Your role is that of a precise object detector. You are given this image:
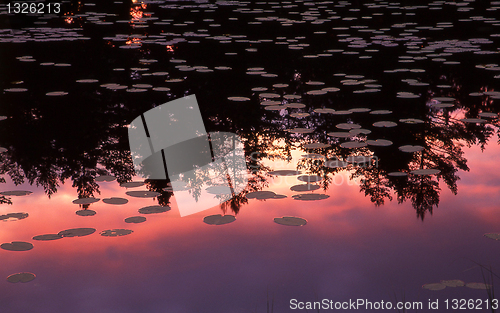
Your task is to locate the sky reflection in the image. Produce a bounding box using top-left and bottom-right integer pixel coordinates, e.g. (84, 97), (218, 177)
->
(2, 142), (500, 312)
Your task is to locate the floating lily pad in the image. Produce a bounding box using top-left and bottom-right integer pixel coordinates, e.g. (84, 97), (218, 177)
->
(286, 127), (314, 133)
(466, 282), (491, 290)
(478, 112), (498, 118)
(400, 118), (424, 124)
(366, 139), (393, 146)
(58, 228), (96, 238)
(411, 169), (440, 175)
(373, 121), (397, 127)
(265, 105), (286, 111)
(370, 110), (392, 115)
(120, 181), (145, 188)
(441, 280), (465, 287)
(306, 89), (327, 95)
(76, 79), (99, 83)
(95, 175), (116, 182)
(46, 91), (68, 96)
(32, 234), (63, 241)
(349, 108), (371, 113)
(399, 145), (424, 152)
(340, 141), (367, 148)
(203, 214), (236, 225)
(7, 272), (36, 283)
(267, 170), (302, 176)
(286, 103), (306, 109)
(72, 197), (100, 204)
(138, 205), (170, 214)
(0, 212), (28, 221)
(272, 194), (287, 199)
(126, 191), (161, 198)
(314, 108), (335, 114)
(228, 96), (251, 101)
(290, 184), (320, 192)
(274, 216), (307, 226)
(292, 194), (330, 201)
(206, 185), (232, 195)
(246, 191), (277, 199)
(1, 241), (33, 251)
(297, 175), (323, 183)
(460, 118), (486, 124)
(125, 216), (146, 223)
(422, 283), (446, 290)
(102, 197), (129, 205)
(484, 233), (500, 240)
(336, 123), (361, 130)
(0, 190), (32, 196)
(76, 210), (96, 216)
(100, 229), (133, 237)
(388, 172), (408, 177)
(290, 113), (310, 118)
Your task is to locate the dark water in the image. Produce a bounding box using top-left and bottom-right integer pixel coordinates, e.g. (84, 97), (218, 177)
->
(1, 1), (500, 312)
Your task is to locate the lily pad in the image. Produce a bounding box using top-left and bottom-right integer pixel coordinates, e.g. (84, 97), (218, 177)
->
(32, 234), (63, 241)
(274, 216), (307, 226)
(246, 191), (277, 199)
(340, 141), (367, 148)
(399, 145), (424, 152)
(0, 190), (32, 196)
(366, 139), (393, 146)
(441, 280), (465, 287)
(126, 191), (161, 198)
(125, 216), (147, 223)
(388, 172), (408, 177)
(336, 123), (361, 130)
(466, 282), (491, 290)
(102, 197), (129, 205)
(76, 210), (96, 216)
(484, 233), (500, 240)
(0, 212), (28, 221)
(268, 170), (302, 176)
(100, 229), (133, 237)
(7, 272), (36, 283)
(95, 175), (116, 182)
(228, 96), (251, 101)
(72, 197), (100, 204)
(203, 214), (236, 225)
(290, 184), (320, 192)
(373, 121), (397, 127)
(1, 241), (33, 251)
(422, 283), (446, 290)
(120, 181), (145, 188)
(292, 194), (330, 201)
(58, 228), (96, 237)
(460, 118), (486, 124)
(206, 186), (232, 195)
(138, 205), (170, 214)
